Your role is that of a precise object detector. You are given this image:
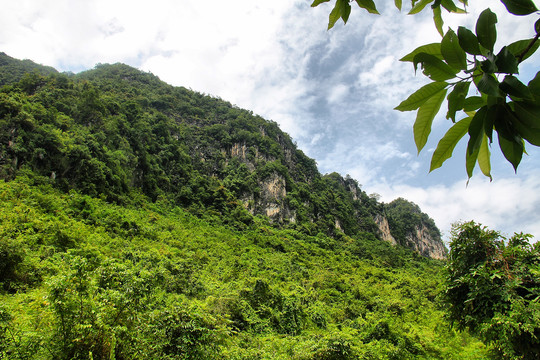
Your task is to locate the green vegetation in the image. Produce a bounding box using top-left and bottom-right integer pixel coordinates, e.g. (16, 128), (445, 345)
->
(0, 176), (485, 359)
(444, 221), (540, 359)
(0, 53), (521, 358)
(312, 0), (540, 180)
(385, 198), (443, 253)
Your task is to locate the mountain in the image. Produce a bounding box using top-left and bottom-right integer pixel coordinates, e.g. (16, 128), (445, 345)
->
(0, 53), (446, 259)
(1, 52), (485, 359)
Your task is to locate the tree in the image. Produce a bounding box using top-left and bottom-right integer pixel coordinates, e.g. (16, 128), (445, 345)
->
(444, 221), (540, 359)
(312, 0), (540, 180)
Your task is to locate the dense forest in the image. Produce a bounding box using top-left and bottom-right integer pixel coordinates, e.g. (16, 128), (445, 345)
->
(0, 53), (494, 359)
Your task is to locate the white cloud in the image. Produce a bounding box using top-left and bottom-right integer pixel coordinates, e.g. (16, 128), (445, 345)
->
(372, 171), (540, 242)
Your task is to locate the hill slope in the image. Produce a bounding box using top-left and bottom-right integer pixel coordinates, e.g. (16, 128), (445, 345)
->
(0, 54), (446, 259)
(0, 53), (485, 359)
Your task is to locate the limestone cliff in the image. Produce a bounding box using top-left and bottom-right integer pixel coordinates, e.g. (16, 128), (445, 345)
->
(374, 214), (397, 246)
(405, 223), (447, 260)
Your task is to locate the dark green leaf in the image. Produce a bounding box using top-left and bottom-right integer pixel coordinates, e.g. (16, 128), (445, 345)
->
(477, 73), (502, 97)
(476, 9), (497, 52)
(463, 96), (486, 111)
(355, 0), (380, 14)
(494, 104), (522, 143)
(328, 0), (351, 29)
(409, 0), (434, 14)
(466, 137), (480, 179)
(414, 53), (459, 81)
(500, 0), (538, 15)
(440, 0), (458, 12)
(395, 0), (403, 10)
(527, 70), (540, 99)
(480, 58), (497, 74)
(500, 75), (533, 100)
(467, 106), (488, 156)
(433, 6), (444, 37)
(495, 47), (518, 74)
(341, 0), (352, 22)
(414, 88), (448, 152)
(458, 26), (482, 55)
(311, 0), (330, 6)
(442, 29), (468, 70)
(513, 102), (540, 145)
(400, 43), (443, 62)
(430, 115), (472, 171)
(483, 108), (495, 142)
(447, 81), (471, 121)
(498, 132), (523, 172)
(395, 81), (448, 111)
(536, 18), (540, 34)
(506, 38), (540, 61)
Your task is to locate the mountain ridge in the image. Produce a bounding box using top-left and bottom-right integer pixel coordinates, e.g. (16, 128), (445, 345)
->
(0, 53), (446, 259)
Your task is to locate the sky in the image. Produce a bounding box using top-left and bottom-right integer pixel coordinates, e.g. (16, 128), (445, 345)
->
(1, 0), (539, 243)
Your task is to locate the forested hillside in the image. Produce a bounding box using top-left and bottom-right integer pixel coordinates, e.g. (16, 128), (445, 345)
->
(0, 53), (488, 359)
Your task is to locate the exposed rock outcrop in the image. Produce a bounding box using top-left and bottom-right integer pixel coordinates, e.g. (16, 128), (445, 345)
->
(406, 224), (447, 260)
(374, 214), (397, 246)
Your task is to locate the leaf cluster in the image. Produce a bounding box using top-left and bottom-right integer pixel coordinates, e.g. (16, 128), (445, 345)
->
(396, 8), (540, 180)
(444, 221), (540, 358)
(313, 0), (540, 180)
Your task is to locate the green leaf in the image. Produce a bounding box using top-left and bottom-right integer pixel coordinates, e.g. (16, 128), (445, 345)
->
(513, 102), (540, 145)
(528, 71), (540, 102)
(328, 0), (351, 29)
(430, 115), (472, 171)
(495, 47), (518, 74)
(440, 0), (458, 12)
(480, 57), (497, 74)
(500, 75), (533, 100)
(463, 96), (486, 111)
(467, 106), (487, 156)
(477, 73), (502, 97)
(433, 6), (444, 37)
(395, 0), (403, 10)
(447, 81), (471, 121)
(409, 0), (434, 14)
(483, 108), (495, 142)
(500, 0), (538, 15)
(311, 0), (330, 6)
(536, 18), (540, 34)
(466, 138), (480, 179)
(414, 88), (448, 152)
(355, 0), (380, 14)
(494, 104), (523, 145)
(458, 26), (482, 55)
(395, 81), (448, 111)
(498, 132), (523, 172)
(442, 29), (468, 70)
(477, 134), (492, 180)
(400, 43), (443, 62)
(475, 9), (497, 52)
(506, 38), (540, 61)
(414, 53), (459, 81)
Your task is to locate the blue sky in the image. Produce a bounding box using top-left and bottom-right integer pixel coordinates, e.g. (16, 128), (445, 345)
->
(1, 0), (539, 242)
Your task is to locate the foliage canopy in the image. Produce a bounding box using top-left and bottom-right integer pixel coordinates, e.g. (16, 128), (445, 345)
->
(444, 221), (540, 359)
(312, 0), (540, 180)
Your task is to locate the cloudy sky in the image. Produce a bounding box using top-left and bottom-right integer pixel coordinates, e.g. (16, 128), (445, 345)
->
(1, 0), (539, 242)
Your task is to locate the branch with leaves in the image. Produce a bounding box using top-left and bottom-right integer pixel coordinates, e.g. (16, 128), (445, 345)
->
(312, 0), (540, 180)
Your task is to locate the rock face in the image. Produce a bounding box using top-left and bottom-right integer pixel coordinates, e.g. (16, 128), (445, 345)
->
(374, 214), (397, 246)
(259, 172), (289, 221)
(406, 224), (447, 260)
